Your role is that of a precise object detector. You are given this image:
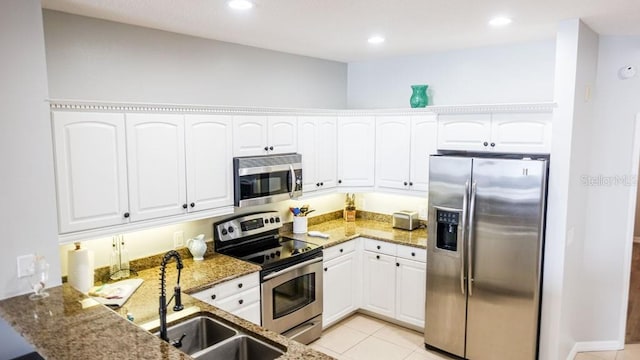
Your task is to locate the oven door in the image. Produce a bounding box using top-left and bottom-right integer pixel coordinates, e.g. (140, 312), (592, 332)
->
(261, 256), (323, 334)
(235, 164), (302, 207)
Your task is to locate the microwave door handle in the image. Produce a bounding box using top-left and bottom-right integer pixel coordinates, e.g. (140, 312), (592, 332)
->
(288, 164), (296, 198)
(263, 257), (322, 281)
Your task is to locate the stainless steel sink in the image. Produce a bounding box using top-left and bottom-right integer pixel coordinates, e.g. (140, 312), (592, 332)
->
(195, 335), (284, 360)
(158, 316), (238, 355)
(156, 314), (285, 359)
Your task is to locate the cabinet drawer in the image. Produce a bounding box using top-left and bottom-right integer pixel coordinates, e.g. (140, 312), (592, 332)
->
(211, 272), (260, 301)
(324, 240), (357, 262)
(364, 239), (397, 256)
(397, 245), (426, 263)
(215, 287), (261, 313)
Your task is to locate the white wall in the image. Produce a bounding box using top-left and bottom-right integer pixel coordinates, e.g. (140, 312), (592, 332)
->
(43, 10), (347, 109)
(0, 0), (61, 357)
(582, 36), (640, 344)
(539, 19), (600, 360)
(347, 40), (556, 108)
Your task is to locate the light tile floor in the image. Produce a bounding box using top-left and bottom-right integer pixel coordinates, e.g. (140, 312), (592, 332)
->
(308, 314), (454, 360)
(309, 313), (640, 360)
(574, 344), (640, 360)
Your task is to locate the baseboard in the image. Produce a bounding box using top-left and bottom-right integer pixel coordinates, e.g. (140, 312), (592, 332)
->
(566, 341), (623, 360)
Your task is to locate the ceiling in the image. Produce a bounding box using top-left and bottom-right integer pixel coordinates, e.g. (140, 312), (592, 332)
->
(41, 0), (640, 62)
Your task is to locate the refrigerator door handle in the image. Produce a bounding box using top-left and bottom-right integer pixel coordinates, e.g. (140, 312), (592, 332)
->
(460, 180), (469, 295)
(468, 181), (477, 296)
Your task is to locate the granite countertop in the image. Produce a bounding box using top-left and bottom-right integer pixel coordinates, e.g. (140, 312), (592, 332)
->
(0, 253), (331, 360)
(0, 217), (424, 359)
(285, 218), (428, 249)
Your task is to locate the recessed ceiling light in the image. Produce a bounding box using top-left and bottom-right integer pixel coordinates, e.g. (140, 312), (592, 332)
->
(489, 16), (512, 27)
(368, 36), (385, 45)
(228, 0), (253, 10)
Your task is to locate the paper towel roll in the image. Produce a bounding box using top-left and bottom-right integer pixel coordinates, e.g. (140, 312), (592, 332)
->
(68, 242), (94, 293)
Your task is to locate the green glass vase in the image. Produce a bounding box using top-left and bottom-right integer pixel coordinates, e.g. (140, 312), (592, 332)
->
(410, 85), (429, 108)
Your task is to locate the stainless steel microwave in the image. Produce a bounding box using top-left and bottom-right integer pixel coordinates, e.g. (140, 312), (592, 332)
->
(233, 153), (303, 207)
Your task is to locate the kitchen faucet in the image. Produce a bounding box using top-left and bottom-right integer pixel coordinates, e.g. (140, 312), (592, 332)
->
(159, 250), (184, 343)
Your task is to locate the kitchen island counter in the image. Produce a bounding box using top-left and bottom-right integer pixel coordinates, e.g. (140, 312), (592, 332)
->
(0, 252), (332, 360)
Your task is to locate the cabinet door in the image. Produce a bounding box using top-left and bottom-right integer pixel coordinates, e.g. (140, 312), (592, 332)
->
(375, 116), (411, 190)
(490, 113), (552, 153)
(437, 114), (491, 151)
(52, 111), (129, 233)
(361, 251), (396, 318)
(268, 116), (297, 154)
(395, 258), (426, 328)
(126, 114), (186, 222)
(232, 300), (262, 325)
(316, 117), (338, 189)
(233, 115), (268, 156)
(409, 115), (438, 193)
(185, 115), (234, 212)
(337, 117), (375, 187)
(323, 252), (358, 328)
(298, 117), (319, 192)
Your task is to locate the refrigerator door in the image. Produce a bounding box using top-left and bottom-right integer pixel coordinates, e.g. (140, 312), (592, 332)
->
(465, 158), (547, 360)
(424, 155), (472, 357)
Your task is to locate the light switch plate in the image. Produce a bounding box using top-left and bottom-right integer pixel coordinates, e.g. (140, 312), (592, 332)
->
(17, 254), (35, 278)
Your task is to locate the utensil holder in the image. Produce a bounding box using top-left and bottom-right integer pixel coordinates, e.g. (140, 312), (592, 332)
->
(293, 217), (308, 234)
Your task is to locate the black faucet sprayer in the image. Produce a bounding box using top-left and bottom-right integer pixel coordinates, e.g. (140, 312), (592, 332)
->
(159, 250), (184, 343)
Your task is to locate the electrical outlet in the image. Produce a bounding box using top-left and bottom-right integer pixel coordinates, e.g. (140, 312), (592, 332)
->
(17, 254), (35, 278)
(174, 231), (184, 249)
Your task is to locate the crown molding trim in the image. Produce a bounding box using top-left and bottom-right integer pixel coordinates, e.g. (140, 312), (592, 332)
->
(48, 99), (556, 116)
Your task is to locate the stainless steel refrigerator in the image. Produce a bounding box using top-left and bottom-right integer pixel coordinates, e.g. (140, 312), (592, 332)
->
(424, 154), (547, 360)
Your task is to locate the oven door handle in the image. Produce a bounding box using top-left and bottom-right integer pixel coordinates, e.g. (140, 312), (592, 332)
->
(263, 257), (322, 281)
(288, 164), (296, 198)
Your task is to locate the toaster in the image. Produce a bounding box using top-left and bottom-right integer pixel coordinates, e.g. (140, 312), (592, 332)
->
(392, 211), (420, 231)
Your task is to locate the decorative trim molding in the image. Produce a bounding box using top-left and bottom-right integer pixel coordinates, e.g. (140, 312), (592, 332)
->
(49, 99), (556, 116)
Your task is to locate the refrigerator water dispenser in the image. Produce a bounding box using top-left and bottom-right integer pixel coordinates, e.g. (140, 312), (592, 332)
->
(436, 209), (460, 251)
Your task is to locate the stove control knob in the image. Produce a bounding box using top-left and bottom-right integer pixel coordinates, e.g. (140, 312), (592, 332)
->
(228, 226), (234, 233)
(269, 217), (275, 224)
(275, 251), (281, 256)
(221, 229), (228, 236)
(270, 253), (275, 258)
(275, 217), (280, 223)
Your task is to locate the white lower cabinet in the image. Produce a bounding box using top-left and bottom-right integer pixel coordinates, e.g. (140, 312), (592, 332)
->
(322, 240), (359, 328)
(395, 257), (426, 328)
(360, 239), (426, 329)
(361, 251), (397, 318)
(191, 272), (261, 325)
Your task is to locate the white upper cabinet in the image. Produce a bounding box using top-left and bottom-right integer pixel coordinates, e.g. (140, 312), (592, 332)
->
(126, 114), (187, 222)
(437, 114), (492, 151)
(438, 113), (552, 153)
(375, 115), (437, 193)
(52, 111), (130, 233)
(337, 117), (375, 187)
(233, 115), (297, 156)
(410, 116), (438, 192)
(375, 116), (411, 190)
(185, 115), (234, 212)
(298, 116), (337, 193)
(490, 113), (552, 153)
(232, 115), (268, 157)
(268, 116), (298, 154)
